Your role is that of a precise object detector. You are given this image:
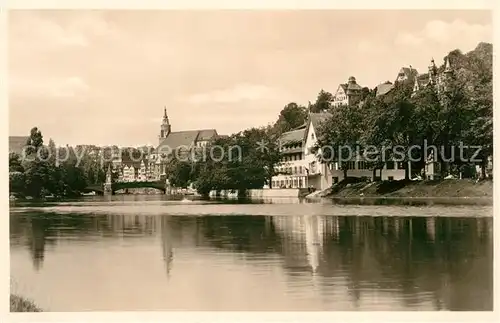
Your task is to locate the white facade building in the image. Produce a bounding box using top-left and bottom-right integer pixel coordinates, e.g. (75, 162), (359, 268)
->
(271, 112), (409, 192)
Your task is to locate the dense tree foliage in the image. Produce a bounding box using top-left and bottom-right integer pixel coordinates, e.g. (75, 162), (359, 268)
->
(10, 43), (492, 198)
(9, 128), (106, 198)
(315, 44), (493, 180)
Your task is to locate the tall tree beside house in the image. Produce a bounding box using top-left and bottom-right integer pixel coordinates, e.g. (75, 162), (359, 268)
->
(10, 128), (90, 198)
(364, 84), (420, 180)
(309, 89), (334, 113)
(274, 103), (308, 134)
(409, 86), (442, 177)
(315, 103), (365, 179)
(165, 158), (192, 188)
(9, 152), (24, 173)
(9, 171), (26, 195)
(361, 95), (392, 180)
(192, 126), (282, 196)
(24, 127), (44, 155)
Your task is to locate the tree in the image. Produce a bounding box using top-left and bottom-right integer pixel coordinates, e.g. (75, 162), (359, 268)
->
(315, 104), (365, 179)
(166, 158), (192, 188)
(309, 90), (334, 113)
(274, 103), (307, 134)
(24, 127), (43, 155)
(9, 171), (25, 195)
(9, 152), (24, 173)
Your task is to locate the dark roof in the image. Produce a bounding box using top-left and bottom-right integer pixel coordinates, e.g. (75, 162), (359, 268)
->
(347, 82), (363, 91)
(196, 129), (218, 141)
(282, 147), (303, 155)
(339, 82), (362, 93)
(280, 128), (305, 146)
(157, 129), (218, 152)
(376, 82), (395, 97)
(310, 112), (332, 130)
(304, 112), (332, 142)
(398, 67), (418, 78)
(9, 136), (29, 155)
(415, 73), (430, 86)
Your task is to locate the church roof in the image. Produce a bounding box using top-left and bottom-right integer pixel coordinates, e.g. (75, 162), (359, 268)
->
(157, 129), (218, 153)
(9, 136), (29, 155)
(196, 129), (218, 141)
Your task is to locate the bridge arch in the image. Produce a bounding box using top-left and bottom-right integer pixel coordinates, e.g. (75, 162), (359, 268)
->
(83, 181), (166, 195)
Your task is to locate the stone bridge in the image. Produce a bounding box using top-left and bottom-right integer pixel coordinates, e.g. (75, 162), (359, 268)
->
(84, 180), (167, 195)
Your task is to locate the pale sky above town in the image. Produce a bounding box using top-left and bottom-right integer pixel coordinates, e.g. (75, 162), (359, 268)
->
(8, 10), (492, 147)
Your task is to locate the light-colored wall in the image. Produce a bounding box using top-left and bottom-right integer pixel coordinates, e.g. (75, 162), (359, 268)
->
(248, 188), (303, 198)
(333, 85), (348, 107)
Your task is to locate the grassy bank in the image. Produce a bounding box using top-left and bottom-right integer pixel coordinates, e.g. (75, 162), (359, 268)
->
(325, 179), (493, 199)
(10, 294), (42, 312)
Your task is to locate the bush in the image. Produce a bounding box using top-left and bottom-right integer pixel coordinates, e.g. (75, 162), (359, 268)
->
(10, 294), (42, 312)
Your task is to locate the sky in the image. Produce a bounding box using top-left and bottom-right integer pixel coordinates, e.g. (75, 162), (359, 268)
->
(8, 10), (492, 147)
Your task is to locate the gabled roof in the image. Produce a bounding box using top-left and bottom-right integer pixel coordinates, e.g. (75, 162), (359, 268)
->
(279, 128), (305, 146)
(397, 67), (418, 79)
(310, 111), (332, 130)
(9, 136), (29, 155)
(375, 82), (395, 97)
(347, 82), (363, 91)
(196, 129), (218, 141)
(339, 84), (348, 93)
(303, 112), (332, 142)
(415, 73), (430, 86)
(338, 82), (362, 94)
(157, 129), (218, 153)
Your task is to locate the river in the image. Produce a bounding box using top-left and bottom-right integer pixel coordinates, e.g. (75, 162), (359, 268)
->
(9, 195), (493, 311)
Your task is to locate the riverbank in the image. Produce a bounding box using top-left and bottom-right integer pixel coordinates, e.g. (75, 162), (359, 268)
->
(324, 179), (493, 199)
(10, 294), (42, 312)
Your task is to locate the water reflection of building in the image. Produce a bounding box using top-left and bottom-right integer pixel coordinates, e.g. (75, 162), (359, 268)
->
(160, 216), (174, 277)
(11, 211), (493, 310)
(273, 215), (326, 273)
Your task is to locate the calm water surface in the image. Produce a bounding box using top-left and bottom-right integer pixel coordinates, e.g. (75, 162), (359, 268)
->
(10, 196), (493, 311)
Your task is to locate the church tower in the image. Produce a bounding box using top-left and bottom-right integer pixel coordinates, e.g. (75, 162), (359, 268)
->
(159, 107), (171, 141)
(428, 58), (438, 85)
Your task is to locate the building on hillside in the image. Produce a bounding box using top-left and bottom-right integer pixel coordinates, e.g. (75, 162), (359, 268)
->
(270, 111), (411, 191)
(271, 125), (308, 189)
(271, 112), (334, 191)
(375, 81), (395, 97)
(332, 76), (364, 107)
(411, 57), (454, 97)
(151, 107), (218, 180)
(395, 66), (418, 83)
(9, 136), (29, 155)
(114, 148), (151, 182)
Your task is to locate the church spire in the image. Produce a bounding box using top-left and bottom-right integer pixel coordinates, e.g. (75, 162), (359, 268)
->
(159, 106), (171, 140)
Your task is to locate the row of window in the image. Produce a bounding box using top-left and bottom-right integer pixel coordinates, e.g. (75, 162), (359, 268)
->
(272, 177), (305, 189)
(340, 161), (405, 170)
(281, 144), (302, 151)
(278, 166), (305, 175)
(281, 154), (303, 162)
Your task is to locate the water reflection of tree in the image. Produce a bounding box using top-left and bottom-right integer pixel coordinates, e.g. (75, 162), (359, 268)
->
(317, 216), (493, 310)
(198, 215), (282, 255)
(198, 214), (492, 311)
(160, 216), (174, 277)
(11, 210), (493, 310)
(10, 212), (157, 271)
